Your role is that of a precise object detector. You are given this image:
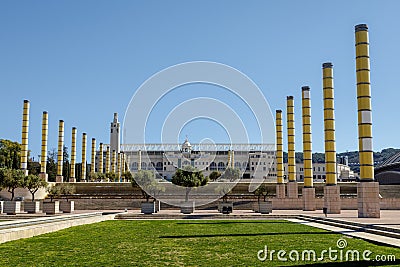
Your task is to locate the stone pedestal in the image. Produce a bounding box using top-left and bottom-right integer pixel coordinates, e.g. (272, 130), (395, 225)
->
(141, 202), (155, 214)
(69, 178), (76, 183)
(302, 187), (316, 211)
(60, 201), (75, 213)
(56, 175), (63, 183)
(324, 185), (341, 214)
(0, 201), (3, 214)
(276, 184), (285, 198)
(258, 201), (273, 214)
(3, 201), (21, 215)
(24, 201), (41, 213)
(218, 202), (233, 214)
(287, 181), (298, 198)
(39, 172), (48, 182)
(358, 182), (380, 218)
(43, 201), (60, 215)
(180, 201), (195, 214)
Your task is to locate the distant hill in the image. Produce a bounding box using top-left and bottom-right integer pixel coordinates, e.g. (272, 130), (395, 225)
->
(282, 148), (400, 173)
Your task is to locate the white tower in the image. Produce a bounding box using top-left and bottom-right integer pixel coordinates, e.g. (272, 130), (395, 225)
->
(110, 113), (120, 154)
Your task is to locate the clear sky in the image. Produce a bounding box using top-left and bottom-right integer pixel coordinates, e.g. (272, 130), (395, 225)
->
(0, 0), (398, 160)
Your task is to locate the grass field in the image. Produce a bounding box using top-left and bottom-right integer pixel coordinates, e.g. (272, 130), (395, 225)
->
(0, 220), (399, 266)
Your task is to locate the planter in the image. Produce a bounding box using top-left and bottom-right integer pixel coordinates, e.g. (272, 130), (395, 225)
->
(155, 200), (161, 213)
(24, 201), (41, 213)
(43, 201), (60, 215)
(60, 201), (75, 213)
(180, 201), (195, 214)
(218, 202), (233, 214)
(3, 201), (21, 215)
(141, 202), (156, 214)
(255, 201), (272, 214)
(0, 201), (3, 214)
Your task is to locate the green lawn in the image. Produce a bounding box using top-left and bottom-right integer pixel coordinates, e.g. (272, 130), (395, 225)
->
(0, 220), (399, 266)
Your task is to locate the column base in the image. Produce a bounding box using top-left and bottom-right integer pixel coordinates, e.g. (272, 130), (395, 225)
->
(358, 182), (380, 218)
(56, 175), (63, 183)
(287, 181), (298, 198)
(302, 187), (316, 211)
(324, 185), (341, 214)
(69, 177), (76, 183)
(39, 172), (48, 182)
(276, 184), (285, 198)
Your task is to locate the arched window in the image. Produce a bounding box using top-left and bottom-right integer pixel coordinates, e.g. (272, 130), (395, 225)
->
(156, 162), (163, 171)
(141, 162), (147, 170)
(131, 162), (138, 171)
(234, 162), (241, 169)
(218, 162), (226, 171)
(210, 162), (217, 171)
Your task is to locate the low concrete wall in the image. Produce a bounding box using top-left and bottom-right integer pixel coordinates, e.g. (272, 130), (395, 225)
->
(0, 212), (115, 244)
(70, 197), (400, 211)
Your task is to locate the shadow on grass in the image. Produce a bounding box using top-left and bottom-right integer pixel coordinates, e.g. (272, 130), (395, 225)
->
(294, 259), (400, 266)
(160, 231), (353, 239)
(176, 221), (292, 225)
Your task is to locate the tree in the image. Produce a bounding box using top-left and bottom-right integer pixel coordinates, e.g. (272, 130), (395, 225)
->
(215, 183), (232, 203)
(0, 139), (21, 169)
(59, 183), (75, 202)
(209, 171), (221, 181)
(46, 148), (57, 181)
(24, 174), (48, 201)
(254, 184), (269, 202)
(0, 168), (26, 200)
(122, 171), (133, 182)
(46, 185), (61, 202)
(221, 167), (240, 181)
(171, 166), (208, 202)
(132, 170), (164, 202)
(106, 172), (117, 182)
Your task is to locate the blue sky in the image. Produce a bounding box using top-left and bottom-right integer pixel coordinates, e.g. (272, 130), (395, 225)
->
(0, 0), (398, 160)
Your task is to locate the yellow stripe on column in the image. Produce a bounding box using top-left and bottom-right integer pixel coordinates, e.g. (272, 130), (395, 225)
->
(276, 110), (284, 184)
(286, 96), (296, 182)
(322, 62), (337, 185)
(40, 111), (48, 174)
(81, 133), (87, 180)
(20, 100), (30, 172)
(70, 127), (77, 179)
(112, 150), (116, 173)
(138, 150), (142, 171)
(302, 86), (313, 188)
(355, 24), (374, 181)
(99, 143), (104, 173)
(57, 120), (64, 177)
(105, 146), (110, 173)
(91, 138), (96, 175)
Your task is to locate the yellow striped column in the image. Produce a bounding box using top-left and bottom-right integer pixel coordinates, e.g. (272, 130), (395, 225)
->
(69, 127), (77, 183)
(81, 133), (87, 181)
(105, 146), (110, 173)
(301, 86), (315, 211)
(231, 150), (235, 168)
(99, 143), (104, 174)
(20, 100), (30, 176)
(286, 96), (298, 198)
(91, 138), (96, 179)
(322, 62), (341, 214)
(355, 24), (380, 218)
(111, 150), (116, 174)
(138, 150), (142, 171)
(56, 120), (64, 182)
(276, 110), (285, 198)
(117, 152), (122, 182)
(227, 150), (231, 168)
(39, 111), (48, 181)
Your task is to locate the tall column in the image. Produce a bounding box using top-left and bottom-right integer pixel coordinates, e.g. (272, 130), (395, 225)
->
(231, 150), (235, 168)
(56, 120), (64, 182)
(138, 150), (142, 171)
(227, 150), (231, 168)
(39, 111), (48, 181)
(355, 24), (380, 218)
(99, 143), (104, 174)
(69, 127), (77, 183)
(322, 62), (341, 214)
(105, 146), (110, 173)
(111, 150), (116, 173)
(276, 110), (285, 198)
(81, 133), (87, 182)
(302, 86), (315, 211)
(117, 152), (122, 182)
(20, 100), (30, 176)
(91, 138), (96, 180)
(286, 96), (298, 198)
